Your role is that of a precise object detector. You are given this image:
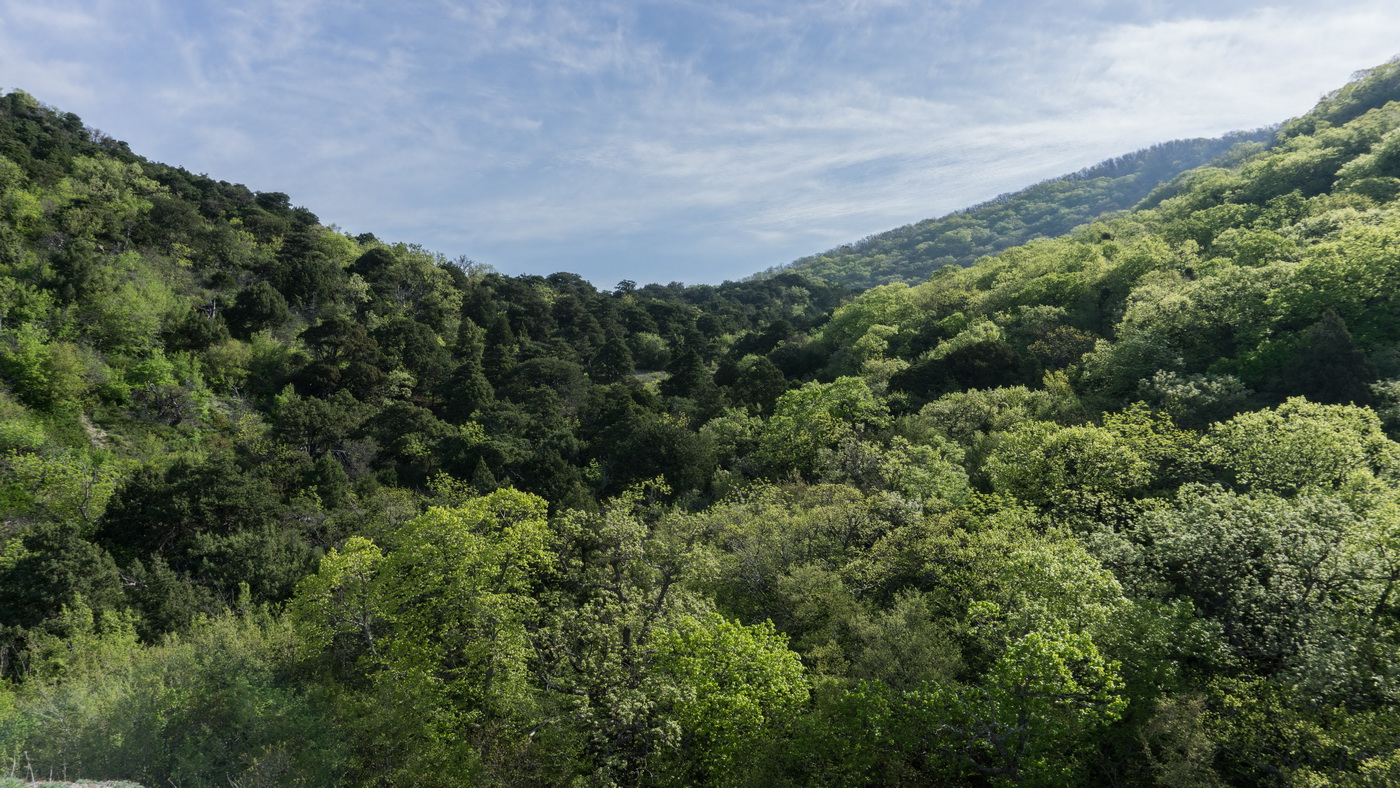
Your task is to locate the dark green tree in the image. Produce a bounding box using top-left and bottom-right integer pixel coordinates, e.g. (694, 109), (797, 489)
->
(226, 281), (291, 338)
(1281, 310), (1375, 404)
(660, 347), (708, 398)
(166, 307), (229, 352)
(590, 332), (635, 383)
(0, 521), (124, 631)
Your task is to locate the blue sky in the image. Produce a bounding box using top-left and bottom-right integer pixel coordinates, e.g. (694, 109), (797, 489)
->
(4, 1), (1400, 287)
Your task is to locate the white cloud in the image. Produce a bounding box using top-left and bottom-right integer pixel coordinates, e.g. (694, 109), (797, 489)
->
(2, 2), (100, 32)
(3, 0), (1400, 285)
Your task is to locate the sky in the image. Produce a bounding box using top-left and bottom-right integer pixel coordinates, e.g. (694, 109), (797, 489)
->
(3, 1), (1400, 288)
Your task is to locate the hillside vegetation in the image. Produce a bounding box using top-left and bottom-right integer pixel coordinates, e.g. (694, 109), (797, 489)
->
(764, 130), (1272, 289)
(4, 58), (1400, 786)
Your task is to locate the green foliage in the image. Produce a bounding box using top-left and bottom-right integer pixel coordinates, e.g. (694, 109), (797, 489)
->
(757, 376), (889, 477)
(767, 132), (1272, 290)
(6, 603), (344, 788)
(529, 485), (713, 784)
(702, 483), (907, 625)
(985, 420), (1155, 525)
(97, 452), (310, 611)
(0, 521), (124, 630)
(226, 281), (292, 338)
(291, 489), (552, 784)
(589, 332), (635, 383)
(820, 283), (919, 352)
(844, 434), (970, 506)
(8, 61), (1400, 785)
(922, 625), (1127, 785)
(1202, 675), (1400, 786)
(0, 445), (125, 528)
(651, 612), (809, 783)
(271, 386), (367, 458)
(1127, 485), (1400, 697)
(78, 251), (179, 356)
(0, 323), (89, 412)
(1205, 397), (1400, 494)
(1137, 370), (1251, 428)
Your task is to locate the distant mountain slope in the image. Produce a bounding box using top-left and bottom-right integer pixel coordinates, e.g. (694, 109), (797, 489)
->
(811, 56), (1400, 415)
(761, 129), (1273, 291)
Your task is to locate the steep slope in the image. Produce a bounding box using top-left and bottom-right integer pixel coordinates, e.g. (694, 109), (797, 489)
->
(811, 57), (1400, 418)
(763, 129), (1272, 291)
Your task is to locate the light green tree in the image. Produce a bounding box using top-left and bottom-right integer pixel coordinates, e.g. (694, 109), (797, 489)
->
(985, 420), (1154, 526)
(916, 625), (1127, 786)
(1206, 397), (1400, 494)
(292, 488), (553, 784)
(1130, 484), (1400, 702)
(651, 612), (809, 784)
(757, 376), (890, 478)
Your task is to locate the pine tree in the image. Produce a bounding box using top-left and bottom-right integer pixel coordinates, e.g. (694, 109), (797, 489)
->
(659, 347), (707, 398)
(591, 332), (635, 383)
(1283, 310), (1375, 405)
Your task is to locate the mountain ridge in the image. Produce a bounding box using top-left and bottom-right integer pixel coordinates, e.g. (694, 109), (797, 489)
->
(759, 128), (1274, 290)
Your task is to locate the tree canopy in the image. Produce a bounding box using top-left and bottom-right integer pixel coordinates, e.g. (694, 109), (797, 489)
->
(8, 59), (1400, 786)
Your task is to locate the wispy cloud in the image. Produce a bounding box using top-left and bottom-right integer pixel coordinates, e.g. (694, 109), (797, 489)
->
(3, 0), (1399, 285)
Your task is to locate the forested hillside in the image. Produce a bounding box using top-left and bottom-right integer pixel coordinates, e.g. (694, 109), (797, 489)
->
(765, 130), (1272, 290)
(5, 58), (1400, 787)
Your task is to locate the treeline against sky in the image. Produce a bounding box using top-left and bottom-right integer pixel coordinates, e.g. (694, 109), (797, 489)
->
(765, 129), (1274, 290)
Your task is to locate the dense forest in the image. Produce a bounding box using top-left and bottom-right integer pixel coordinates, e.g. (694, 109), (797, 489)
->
(763, 130), (1273, 290)
(5, 57), (1400, 787)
